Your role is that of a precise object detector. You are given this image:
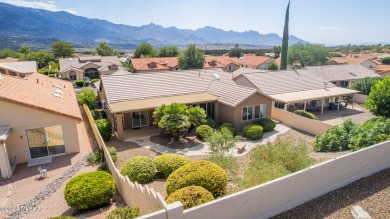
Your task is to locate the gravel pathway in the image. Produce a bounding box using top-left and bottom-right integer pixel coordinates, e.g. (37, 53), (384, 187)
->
(272, 168), (390, 219)
(5, 156), (88, 219)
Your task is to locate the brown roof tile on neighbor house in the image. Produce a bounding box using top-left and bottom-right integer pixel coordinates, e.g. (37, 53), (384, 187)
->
(130, 57), (179, 71)
(330, 53), (386, 65)
(306, 65), (380, 81)
(236, 56), (271, 67)
(59, 55), (122, 73)
(373, 64), (390, 74)
(0, 57), (19, 63)
(0, 73), (82, 120)
(204, 56), (240, 69)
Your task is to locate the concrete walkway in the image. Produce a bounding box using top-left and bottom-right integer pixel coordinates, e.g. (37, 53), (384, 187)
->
(128, 124), (290, 157)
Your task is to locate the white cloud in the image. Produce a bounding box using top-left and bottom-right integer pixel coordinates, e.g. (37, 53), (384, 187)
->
(313, 26), (346, 31)
(0, 0), (77, 14)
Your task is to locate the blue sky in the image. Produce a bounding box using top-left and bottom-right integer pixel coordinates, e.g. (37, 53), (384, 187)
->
(1, 0), (389, 45)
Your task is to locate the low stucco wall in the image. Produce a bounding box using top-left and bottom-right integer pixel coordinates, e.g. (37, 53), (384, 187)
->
(271, 107), (333, 136)
(354, 94), (368, 104)
(83, 105), (166, 215)
(0, 100), (80, 164)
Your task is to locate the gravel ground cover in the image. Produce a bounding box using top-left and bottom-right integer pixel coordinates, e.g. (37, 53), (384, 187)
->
(272, 168), (390, 219)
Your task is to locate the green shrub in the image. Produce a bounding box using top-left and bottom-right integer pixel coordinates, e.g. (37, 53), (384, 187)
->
(220, 123), (237, 136)
(314, 119), (358, 152)
(196, 125), (213, 140)
(106, 207), (140, 219)
(294, 110), (318, 120)
(381, 56), (390, 64)
(243, 124), (263, 140)
(120, 156), (156, 184)
(91, 78), (100, 83)
(75, 80), (84, 87)
(64, 171), (115, 210)
(86, 147), (118, 168)
(78, 88), (96, 109)
(48, 73), (56, 77)
(166, 160), (227, 197)
(166, 186), (214, 209)
(90, 109), (100, 120)
(203, 118), (217, 128)
(49, 217), (76, 219)
(350, 117), (390, 151)
(208, 154), (238, 175)
(154, 154), (191, 178)
(207, 128), (241, 155)
(95, 119), (112, 141)
(254, 118), (276, 132)
(351, 77), (381, 95)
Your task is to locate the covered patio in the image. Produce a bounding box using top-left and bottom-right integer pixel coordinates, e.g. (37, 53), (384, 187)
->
(271, 87), (360, 115)
(0, 126), (15, 179)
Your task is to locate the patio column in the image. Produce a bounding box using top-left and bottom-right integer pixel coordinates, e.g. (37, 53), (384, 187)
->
(116, 113), (124, 142)
(0, 141), (12, 179)
(337, 99), (340, 111)
(304, 101), (307, 111)
(284, 103), (288, 111)
(352, 94), (355, 109)
(321, 98), (325, 115)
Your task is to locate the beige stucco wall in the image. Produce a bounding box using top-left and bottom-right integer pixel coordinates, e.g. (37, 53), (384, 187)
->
(354, 94), (368, 104)
(0, 100), (80, 164)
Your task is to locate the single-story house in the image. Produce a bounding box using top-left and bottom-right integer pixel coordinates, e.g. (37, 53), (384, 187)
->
(306, 65), (381, 88)
(373, 65), (390, 77)
(329, 54), (384, 69)
(233, 69), (359, 114)
(130, 57), (180, 73)
(0, 73), (82, 179)
(99, 70), (272, 141)
(0, 61), (37, 78)
(204, 56), (241, 72)
(59, 55), (124, 80)
(236, 55), (272, 69)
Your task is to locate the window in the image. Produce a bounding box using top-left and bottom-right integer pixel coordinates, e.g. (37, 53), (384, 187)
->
(26, 125), (65, 159)
(228, 65), (233, 71)
(339, 81), (349, 88)
(242, 104), (265, 121)
(199, 102), (215, 119)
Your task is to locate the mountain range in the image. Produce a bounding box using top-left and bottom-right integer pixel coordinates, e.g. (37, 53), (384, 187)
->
(0, 2), (307, 50)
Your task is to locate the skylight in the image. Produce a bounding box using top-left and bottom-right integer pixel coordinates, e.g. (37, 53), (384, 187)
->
(212, 73), (221, 80)
(55, 89), (63, 94)
(54, 85), (62, 89)
(52, 93), (63, 98)
(349, 72), (357, 76)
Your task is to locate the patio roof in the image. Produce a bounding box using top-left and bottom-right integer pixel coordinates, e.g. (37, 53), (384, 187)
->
(270, 87), (359, 103)
(109, 92), (219, 113)
(0, 125), (11, 141)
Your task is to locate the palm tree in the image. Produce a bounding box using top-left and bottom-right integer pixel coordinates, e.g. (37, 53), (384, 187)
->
(183, 106), (207, 137)
(280, 1), (290, 70)
(19, 46), (29, 59)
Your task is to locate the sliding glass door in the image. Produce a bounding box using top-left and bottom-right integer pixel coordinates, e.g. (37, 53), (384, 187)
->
(132, 111), (148, 128)
(26, 125), (65, 159)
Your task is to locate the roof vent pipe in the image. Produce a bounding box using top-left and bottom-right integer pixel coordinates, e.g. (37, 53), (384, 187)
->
(36, 79), (39, 83)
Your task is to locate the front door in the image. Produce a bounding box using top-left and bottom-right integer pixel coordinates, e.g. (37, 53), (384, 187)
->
(132, 111), (148, 128)
(26, 125), (65, 159)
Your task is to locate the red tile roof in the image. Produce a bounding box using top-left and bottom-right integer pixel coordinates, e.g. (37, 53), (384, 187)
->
(204, 56), (240, 68)
(130, 57), (179, 71)
(373, 65), (390, 74)
(0, 73), (82, 120)
(331, 53), (385, 65)
(236, 56), (271, 67)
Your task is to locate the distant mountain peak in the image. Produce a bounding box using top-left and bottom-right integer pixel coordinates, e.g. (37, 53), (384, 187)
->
(0, 2), (307, 49)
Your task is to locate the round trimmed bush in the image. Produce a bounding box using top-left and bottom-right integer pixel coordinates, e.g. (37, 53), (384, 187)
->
(294, 110), (318, 120)
(106, 207), (140, 219)
(64, 171), (115, 210)
(154, 154), (191, 178)
(75, 80), (84, 87)
(166, 186), (214, 209)
(254, 118), (276, 132)
(120, 156), (156, 184)
(196, 125), (213, 140)
(243, 124), (263, 140)
(220, 123), (237, 136)
(203, 118), (217, 128)
(166, 160), (227, 197)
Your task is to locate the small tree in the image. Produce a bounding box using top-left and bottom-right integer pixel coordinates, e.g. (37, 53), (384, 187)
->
(228, 44), (242, 58)
(273, 46), (281, 59)
(27, 51), (55, 68)
(183, 106), (207, 137)
(280, 0), (290, 70)
(133, 42), (155, 58)
(156, 103), (190, 140)
(351, 77), (381, 95)
(179, 44), (204, 70)
(51, 41), (75, 58)
(380, 56), (390, 64)
(365, 77), (390, 117)
(96, 42), (119, 56)
(19, 46), (29, 59)
(78, 88), (96, 109)
(267, 61), (278, 70)
(206, 128), (241, 156)
(288, 43), (329, 67)
(158, 46), (179, 57)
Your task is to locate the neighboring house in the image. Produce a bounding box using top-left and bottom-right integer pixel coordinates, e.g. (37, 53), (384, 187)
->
(373, 65), (390, 77)
(0, 57), (19, 63)
(99, 70), (272, 141)
(0, 73), (82, 179)
(233, 69), (359, 114)
(59, 55), (123, 80)
(204, 56), (241, 72)
(329, 54), (384, 69)
(236, 56), (272, 69)
(0, 61), (37, 78)
(130, 57), (179, 73)
(306, 65), (380, 88)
